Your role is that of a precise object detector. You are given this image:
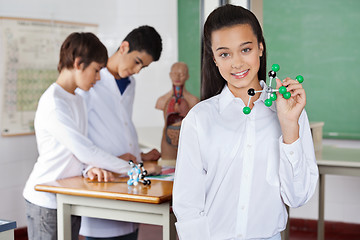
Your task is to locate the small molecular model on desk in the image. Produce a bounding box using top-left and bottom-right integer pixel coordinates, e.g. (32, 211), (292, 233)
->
(127, 160), (151, 186)
(243, 64), (304, 115)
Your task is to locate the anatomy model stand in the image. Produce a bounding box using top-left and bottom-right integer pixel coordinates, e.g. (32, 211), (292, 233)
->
(127, 160), (151, 186)
(243, 64), (304, 115)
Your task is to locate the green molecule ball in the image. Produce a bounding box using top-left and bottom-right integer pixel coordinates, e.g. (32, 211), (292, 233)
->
(243, 106), (251, 115)
(279, 86), (287, 94)
(296, 75), (304, 83)
(283, 91), (291, 99)
(264, 99), (273, 107)
(270, 92), (277, 101)
(272, 64), (280, 72)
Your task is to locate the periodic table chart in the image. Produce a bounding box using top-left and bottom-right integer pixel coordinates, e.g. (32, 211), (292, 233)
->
(0, 17), (97, 136)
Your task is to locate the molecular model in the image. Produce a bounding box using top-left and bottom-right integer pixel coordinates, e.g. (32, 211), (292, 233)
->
(243, 64), (304, 115)
(127, 160), (151, 186)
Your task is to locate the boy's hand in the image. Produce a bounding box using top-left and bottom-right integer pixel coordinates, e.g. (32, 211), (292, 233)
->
(141, 149), (161, 161)
(118, 153), (137, 163)
(276, 77), (306, 144)
(145, 163), (162, 175)
(87, 167), (115, 182)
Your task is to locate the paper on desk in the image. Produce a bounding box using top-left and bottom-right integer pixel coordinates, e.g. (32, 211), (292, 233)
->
(147, 166), (175, 181)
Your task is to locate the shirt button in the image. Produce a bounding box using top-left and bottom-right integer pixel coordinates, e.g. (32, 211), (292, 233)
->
(199, 211), (205, 216)
(125, 122), (128, 126)
(241, 205), (245, 210)
(247, 144), (252, 148)
(129, 143), (132, 147)
(290, 151), (294, 155)
(237, 234), (242, 238)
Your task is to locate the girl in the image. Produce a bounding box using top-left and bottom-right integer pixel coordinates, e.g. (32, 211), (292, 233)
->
(173, 4), (319, 240)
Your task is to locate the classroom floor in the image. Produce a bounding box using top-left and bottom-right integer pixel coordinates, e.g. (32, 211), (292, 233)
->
(135, 222), (360, 240)
(16, 221), (358, 240)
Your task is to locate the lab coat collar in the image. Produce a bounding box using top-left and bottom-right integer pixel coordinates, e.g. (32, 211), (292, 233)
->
(101, 68), (133, 100)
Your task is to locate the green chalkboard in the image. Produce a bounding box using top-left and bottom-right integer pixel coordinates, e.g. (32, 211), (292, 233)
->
(178, 0), (201, 98)
(263, 0), (360, 139)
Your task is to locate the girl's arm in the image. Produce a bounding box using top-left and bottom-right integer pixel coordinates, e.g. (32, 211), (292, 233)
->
(275, 77), (306, 144)
(278, 110), (319, 207)
(275, 79), (319, 206)
(173, 113), (211, 240)
(45, 107), (131, 174)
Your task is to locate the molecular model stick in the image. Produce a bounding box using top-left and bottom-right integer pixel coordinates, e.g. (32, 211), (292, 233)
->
(243, 64), (304, 115)
(127, 160), (151, 186)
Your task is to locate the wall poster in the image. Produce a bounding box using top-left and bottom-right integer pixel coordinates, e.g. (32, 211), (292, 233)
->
(0, 17), (97, 136)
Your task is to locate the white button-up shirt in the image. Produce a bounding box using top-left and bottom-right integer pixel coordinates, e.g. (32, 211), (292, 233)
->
(23, 83), (130, 209)
(173, 82), (319, 240)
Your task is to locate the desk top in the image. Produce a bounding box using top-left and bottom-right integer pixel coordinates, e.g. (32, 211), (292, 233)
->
(35, 176), (173, 204)
(0, 220), (16, 232)
(318, 145), (360, 167)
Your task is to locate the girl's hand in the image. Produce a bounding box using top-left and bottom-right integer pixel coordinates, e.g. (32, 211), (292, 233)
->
(87, 167), (115, 182)
(275, 77), (306, 144)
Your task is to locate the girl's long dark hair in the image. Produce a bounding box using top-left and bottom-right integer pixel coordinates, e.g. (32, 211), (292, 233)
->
(201, 4), (267, 100)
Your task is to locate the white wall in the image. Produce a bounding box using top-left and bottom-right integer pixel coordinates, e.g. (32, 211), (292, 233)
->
(0, 0), (177, 227)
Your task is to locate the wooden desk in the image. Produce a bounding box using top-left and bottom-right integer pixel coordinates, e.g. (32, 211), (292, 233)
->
(317, 145), (360, 240)
(35, 176), (176, 240)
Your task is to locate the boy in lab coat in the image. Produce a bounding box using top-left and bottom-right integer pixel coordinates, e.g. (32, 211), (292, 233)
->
(78, 25), (163, 240)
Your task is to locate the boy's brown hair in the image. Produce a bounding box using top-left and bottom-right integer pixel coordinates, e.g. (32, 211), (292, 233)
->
(57, 32), (108, 72)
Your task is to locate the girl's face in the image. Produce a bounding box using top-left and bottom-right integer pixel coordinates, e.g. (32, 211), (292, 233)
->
(211, 24), (263, 97)
(76, 61), (103, 91)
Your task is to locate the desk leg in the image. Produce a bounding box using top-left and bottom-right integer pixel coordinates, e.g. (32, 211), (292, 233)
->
(0, 229), (14, 240)
(57, 194), (71, 240)
(318, 174), (325, 240)
(162, 203), (177, 240)
(170, 211), (177, 240)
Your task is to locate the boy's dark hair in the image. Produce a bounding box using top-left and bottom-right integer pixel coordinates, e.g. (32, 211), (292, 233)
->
(201, 4), (267, 100)
(58, 32), (108, 72)
(123, 25), (162, 61)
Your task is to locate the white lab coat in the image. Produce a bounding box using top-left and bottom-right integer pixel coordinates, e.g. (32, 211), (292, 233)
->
(77, 68), (141, 237)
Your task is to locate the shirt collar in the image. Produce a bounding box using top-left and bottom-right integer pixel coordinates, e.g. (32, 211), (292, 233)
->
(218, 80), (277, 114)
(219, 84), (237, 114)
(102, 67), (113, 78)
